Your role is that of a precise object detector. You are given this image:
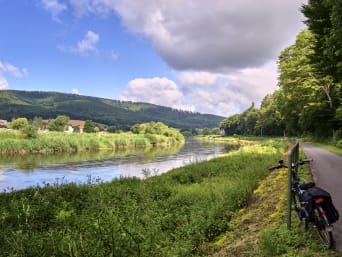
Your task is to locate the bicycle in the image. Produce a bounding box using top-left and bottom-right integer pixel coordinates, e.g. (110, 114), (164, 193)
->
(270, 159), (339, 248)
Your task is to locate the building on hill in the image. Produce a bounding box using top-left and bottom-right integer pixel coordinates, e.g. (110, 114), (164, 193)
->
(0, 120), (8, 127)
(68, 120), (85, 133)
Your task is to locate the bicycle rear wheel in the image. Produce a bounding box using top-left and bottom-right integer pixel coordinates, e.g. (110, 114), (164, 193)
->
(312, 208), (333, 248)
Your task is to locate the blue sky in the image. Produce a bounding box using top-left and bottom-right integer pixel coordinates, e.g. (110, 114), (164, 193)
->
(0, 0), (306, 116)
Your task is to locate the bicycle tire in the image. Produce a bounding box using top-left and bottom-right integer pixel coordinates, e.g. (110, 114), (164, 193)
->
(312, 207), (334, 248)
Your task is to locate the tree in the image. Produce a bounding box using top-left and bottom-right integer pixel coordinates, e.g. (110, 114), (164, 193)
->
(8, 117), (29, 130)
(20, 125), (38, 139)
(32, 116), (43, 130)
(84, 120), (97, 133)
(278, 29), (337, 136)
(48, 115), (70, 132)
(302, 0), (342, 81)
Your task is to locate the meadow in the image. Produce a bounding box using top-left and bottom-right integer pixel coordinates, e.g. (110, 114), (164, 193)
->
(0, 138), (287, 256)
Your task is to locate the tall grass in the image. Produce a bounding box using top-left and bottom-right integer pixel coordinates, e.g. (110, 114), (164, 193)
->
(0, 139), (286, 256)
(0, 130), (183, 154)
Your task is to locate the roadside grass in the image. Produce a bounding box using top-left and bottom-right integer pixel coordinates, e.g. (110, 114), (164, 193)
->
(208, 148), (340, 257)
(0, 138), (285, 257)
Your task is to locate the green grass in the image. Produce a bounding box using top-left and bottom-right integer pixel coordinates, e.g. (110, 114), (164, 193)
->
(0, 129), (184, 154)
(0, 139), (285, 257)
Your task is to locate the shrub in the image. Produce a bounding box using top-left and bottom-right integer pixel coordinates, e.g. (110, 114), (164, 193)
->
(19, 125), (38, 139)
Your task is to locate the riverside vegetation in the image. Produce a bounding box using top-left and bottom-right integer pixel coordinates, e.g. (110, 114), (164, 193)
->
(0, 138), (287, 257)
(0, 121), (184, 155)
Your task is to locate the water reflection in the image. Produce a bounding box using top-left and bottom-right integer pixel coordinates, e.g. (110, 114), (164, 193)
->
(0, 143), (183, 171)
(0, 139), (232, 191)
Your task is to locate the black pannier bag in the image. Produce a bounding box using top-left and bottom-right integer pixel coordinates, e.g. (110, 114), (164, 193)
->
(307, 187), (339, 224)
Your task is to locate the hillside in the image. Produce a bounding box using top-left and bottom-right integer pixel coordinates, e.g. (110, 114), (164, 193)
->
(0, 90), (223, 129)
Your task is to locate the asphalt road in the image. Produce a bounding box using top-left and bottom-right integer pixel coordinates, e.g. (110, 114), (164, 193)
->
(300, 143), (342, 252)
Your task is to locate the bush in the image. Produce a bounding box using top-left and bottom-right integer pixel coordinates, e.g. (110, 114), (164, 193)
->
(19, 125), (38, 139)
(336, 139), (342, 148)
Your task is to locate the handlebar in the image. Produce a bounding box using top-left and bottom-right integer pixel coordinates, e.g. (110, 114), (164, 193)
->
(297, 159), (313, 165)
(269, 159), (313, 171)
(269, 160), (288, 171)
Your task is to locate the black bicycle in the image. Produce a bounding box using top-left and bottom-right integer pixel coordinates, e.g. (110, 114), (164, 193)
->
(270, 159), (339, 248)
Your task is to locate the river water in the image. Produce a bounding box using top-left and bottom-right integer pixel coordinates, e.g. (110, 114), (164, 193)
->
(0, 139), (234, 191)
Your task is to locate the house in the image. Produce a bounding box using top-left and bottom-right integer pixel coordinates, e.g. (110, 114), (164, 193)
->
(68, 120), (85, 133)
(0, 120), (8, 127)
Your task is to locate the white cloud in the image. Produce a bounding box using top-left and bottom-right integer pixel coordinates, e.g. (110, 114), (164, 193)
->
(72, 88), (80, 94)
(67, 0), (306, 71)
(0, 61), (28, 90)
(119, 77), (183, 108)
(119, 64), (277, 116)
(0, 61), (28, 78)
(76, 30), (99, 53)
(59, 30), (100, 56)
(40, 0), (68, 22)
(0, 76), (8, 90)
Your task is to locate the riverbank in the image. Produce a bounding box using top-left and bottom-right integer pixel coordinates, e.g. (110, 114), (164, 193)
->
(0, 128), (184, 155)
(0, 138), (285, 256)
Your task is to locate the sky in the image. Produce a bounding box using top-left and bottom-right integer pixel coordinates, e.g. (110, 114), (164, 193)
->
(0, 0), (307, 117)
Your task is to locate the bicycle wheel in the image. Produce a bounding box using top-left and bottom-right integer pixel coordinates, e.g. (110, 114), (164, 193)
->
(292, 191), (308, 228)
(312, 207), (333, 248)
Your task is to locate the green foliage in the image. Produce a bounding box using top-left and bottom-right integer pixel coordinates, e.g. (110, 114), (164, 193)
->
(0, 127), (183, 154)
(8, 117), (29, 130)
(48, 115), (70, 132)
(32, 116), (44, 130)
(130, 122), (184, 143)
(83, 120), (97, 133)
(0, 140), (284, 256)
(302, 0), (342, 82)
(19, 125), (38, 139)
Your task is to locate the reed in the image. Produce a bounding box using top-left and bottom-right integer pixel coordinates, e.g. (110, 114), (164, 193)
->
(0, 129), (184, 154)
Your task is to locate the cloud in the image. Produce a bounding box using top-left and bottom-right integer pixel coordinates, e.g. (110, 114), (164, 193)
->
(0, 61), (28, 78)
(59, 30), (100, 56)
(0, 77), (8, 90)
(72, 88), (80, 94)
(40, 0), (68, 22)
(119, 63), (277, 116)
(119, 77), (183, 108)
(76, 30), (99, 53)
(50, 1), (304, 116)
(67, 0), (306, 72)
(0, 61), (28, 90)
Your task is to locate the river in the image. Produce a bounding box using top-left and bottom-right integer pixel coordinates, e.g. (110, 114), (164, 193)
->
(0, 139), (236, 191)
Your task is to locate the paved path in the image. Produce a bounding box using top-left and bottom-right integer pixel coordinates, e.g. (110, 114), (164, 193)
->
(300, 143), (342, 252)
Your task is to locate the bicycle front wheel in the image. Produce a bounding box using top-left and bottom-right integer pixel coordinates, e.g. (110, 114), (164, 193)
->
(312, 208), (334, 248)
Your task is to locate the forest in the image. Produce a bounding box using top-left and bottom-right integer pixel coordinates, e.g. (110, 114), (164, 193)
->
(0, 90), (223, 130)
(220, 0), (342, 145)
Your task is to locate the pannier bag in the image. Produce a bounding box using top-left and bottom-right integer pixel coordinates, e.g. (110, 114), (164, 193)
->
(307, 187), (339, 224)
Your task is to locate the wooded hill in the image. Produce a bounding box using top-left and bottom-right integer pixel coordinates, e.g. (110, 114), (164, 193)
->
(0, 90), (223, 130)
